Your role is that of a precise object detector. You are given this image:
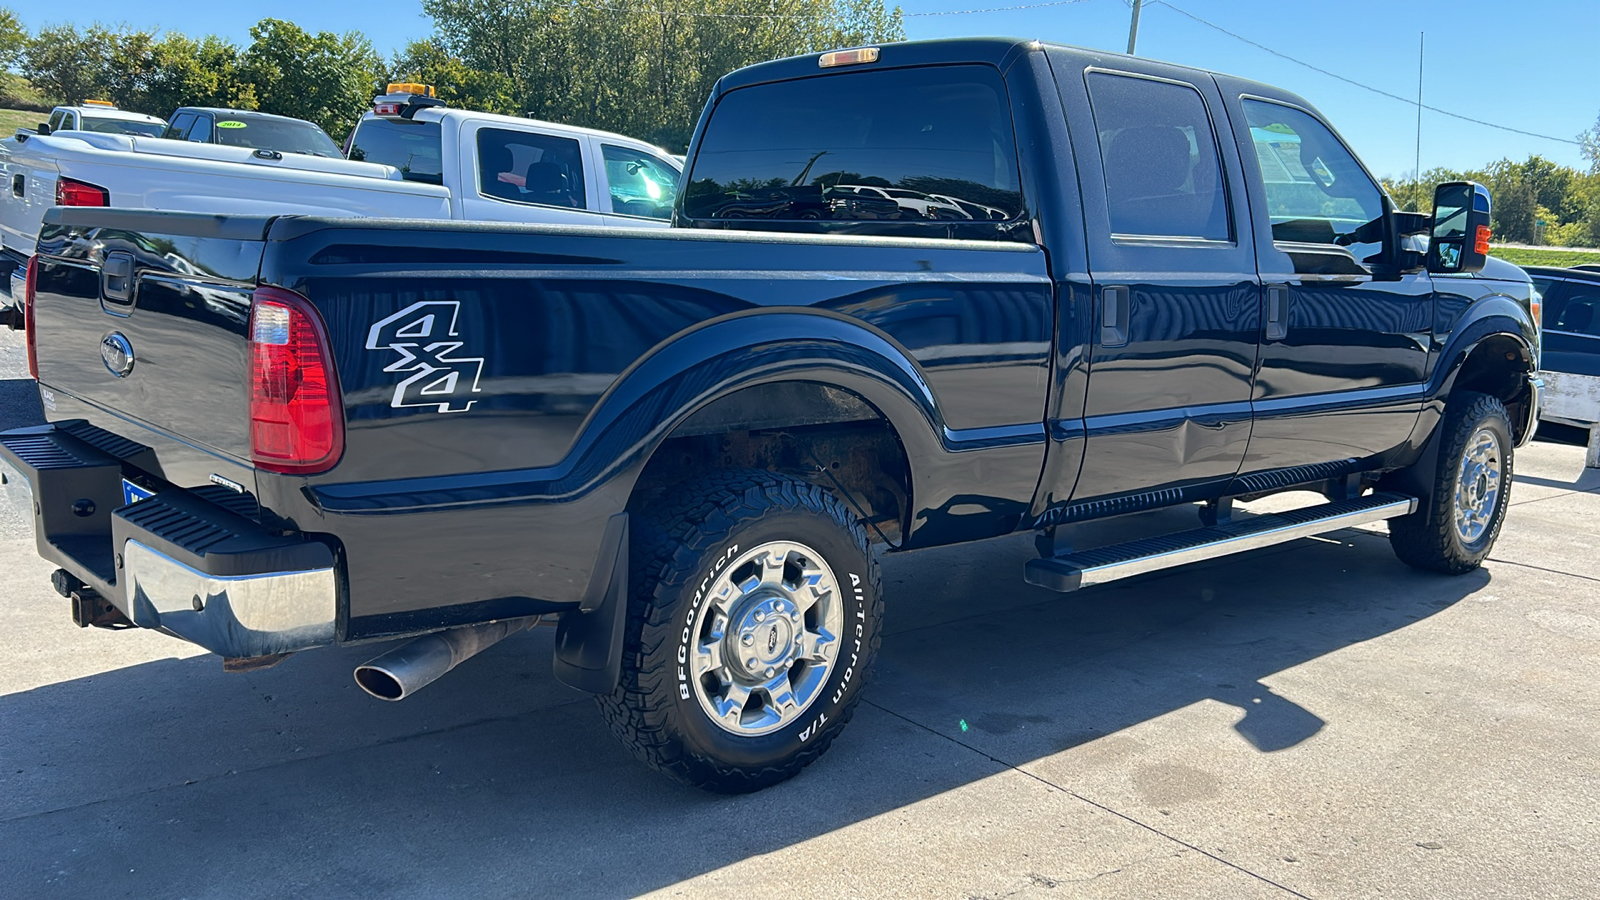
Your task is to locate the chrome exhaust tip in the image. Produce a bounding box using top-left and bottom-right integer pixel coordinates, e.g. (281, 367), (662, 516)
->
(354, 617), (535, 701)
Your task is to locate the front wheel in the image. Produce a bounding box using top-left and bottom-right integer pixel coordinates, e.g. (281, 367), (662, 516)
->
(1388, 391), (1514, 573)
(596, 470), (883, 792)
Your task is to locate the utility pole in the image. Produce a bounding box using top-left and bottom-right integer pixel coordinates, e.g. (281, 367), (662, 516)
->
(1415, 32), (1424, 211)
(1127, 0), (1144, 55)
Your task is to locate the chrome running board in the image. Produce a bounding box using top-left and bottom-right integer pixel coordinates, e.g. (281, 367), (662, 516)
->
(1023, 491), (1418, 593)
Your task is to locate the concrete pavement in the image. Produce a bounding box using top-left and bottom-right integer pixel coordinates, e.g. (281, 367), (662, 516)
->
(1, 325), (1596, 898)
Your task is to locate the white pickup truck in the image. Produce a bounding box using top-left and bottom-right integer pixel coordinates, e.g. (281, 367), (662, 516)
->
(0, 87), (682, 315)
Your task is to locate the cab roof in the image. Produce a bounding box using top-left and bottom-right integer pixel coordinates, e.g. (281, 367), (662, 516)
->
(713, 36), (1295, 105)
(394, 107), (678, 161)
(56, 105), (165, 124)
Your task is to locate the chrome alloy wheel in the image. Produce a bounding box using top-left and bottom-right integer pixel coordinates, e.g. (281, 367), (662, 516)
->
(688, 541), (842, 736)
(1453, 426), (1504, 545)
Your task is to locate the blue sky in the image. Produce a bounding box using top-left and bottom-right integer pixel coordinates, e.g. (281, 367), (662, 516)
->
(11, 0), (1597, 178)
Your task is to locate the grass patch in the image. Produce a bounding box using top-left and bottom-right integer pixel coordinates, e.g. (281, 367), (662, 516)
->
(1491, 246), (1600, 268)
(0, 108), (47, 136)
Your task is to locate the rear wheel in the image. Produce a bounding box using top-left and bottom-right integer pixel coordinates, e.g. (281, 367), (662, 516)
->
(1388, 391), (1513, 573)
(597, 470), (882, 792)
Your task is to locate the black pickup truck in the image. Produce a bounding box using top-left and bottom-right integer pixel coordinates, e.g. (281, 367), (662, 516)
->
(1, 39), (1540, 792)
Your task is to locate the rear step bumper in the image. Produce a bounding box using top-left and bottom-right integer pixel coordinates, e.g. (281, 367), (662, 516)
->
(1025, 492), (1419, 592)
(0, 423), (338, 658)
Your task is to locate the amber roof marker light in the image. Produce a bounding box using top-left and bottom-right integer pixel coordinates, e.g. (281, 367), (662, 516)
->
(819, 48), (880, 68)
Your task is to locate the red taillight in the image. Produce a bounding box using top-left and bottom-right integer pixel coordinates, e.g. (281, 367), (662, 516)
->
(248, 286), (343, 474)
(23, 255), (38, 379)
(55, 177), (110, 207)
(373, 102), (403, 116)
(1474, 225), (1492, 256)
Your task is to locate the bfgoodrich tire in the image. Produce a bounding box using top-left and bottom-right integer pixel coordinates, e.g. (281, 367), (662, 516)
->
(596, 470), (883, 792)
(1388, 391), (1514, 574)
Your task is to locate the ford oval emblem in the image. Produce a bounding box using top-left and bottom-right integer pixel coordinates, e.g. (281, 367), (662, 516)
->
(101, 332), (135, 377)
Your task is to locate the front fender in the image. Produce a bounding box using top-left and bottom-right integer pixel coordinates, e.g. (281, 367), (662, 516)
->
(1426, 296), (1538, 401)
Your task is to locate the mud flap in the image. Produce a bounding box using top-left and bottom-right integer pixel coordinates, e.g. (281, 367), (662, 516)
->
(552, 513), (628, 693)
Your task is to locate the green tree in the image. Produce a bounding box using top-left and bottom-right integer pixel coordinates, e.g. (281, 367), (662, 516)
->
(391, 38), (517, 115)
(418, 0), (904, 150)
(0, 7), (25, 70)
(1492, 178), (1536, 244)
(1581, 111), (1600, 175)
(144, 34), (255, 115)
(242, 18), (383, 136)
(21, 23), (100, 105)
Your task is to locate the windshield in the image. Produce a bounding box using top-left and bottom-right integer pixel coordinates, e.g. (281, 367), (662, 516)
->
(346, 117), (444, 184)
(80, 116), (166, 138)
(211, 115), (342, 157)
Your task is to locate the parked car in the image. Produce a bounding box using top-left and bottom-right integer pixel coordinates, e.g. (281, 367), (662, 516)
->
(0, 86), (682, 318)
(160, 108), (343, 158)
(33, 102), (167, 138)
(2, 39), (1539, 794)
(1523, 265), (1600, 456)
(343, 85), (682, 224)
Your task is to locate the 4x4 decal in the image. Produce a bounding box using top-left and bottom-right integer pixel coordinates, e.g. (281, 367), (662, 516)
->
(365, 301), (485, 413)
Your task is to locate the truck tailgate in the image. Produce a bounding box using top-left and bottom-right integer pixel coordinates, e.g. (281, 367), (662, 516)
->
(31, 208), (271, 463)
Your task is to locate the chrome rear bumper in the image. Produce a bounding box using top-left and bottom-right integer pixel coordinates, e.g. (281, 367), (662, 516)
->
(1, 423), (338, 659)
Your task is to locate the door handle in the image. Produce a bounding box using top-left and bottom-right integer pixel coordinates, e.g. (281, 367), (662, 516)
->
(11, 174), (22, 198)
(1265, 284), (1289, 341)
(1101, 285), (1130, 348)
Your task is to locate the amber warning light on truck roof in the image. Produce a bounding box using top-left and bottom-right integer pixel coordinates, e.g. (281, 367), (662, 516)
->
(819, 47), (879, 68)
(386, 83), (434, 98)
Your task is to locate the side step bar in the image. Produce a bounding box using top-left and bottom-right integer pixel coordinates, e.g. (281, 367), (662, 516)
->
(1024, 491), (1418, 593)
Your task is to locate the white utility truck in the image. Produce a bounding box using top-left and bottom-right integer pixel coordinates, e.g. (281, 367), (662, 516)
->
(0, 85), (681, 317)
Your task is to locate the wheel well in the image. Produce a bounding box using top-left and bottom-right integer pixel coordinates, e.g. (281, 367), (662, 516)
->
(631, 382), (912, 545)
(1453, 335), (1536, 441)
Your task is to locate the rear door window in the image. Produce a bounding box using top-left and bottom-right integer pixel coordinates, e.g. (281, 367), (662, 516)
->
(348, 117), (444, 184)
(477, 127), (587, 209)
(1085, 71), (1231, 241)
(683, 64), (1024, 223)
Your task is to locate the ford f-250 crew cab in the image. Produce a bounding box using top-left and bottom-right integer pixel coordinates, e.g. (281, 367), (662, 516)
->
(0, 39), (1541, 792)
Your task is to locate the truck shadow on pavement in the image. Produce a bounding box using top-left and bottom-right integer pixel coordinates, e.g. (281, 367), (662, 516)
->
(0, 507), (1490, 898)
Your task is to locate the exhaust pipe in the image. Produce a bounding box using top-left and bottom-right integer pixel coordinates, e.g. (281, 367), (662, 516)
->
(354, 617), (536, 701)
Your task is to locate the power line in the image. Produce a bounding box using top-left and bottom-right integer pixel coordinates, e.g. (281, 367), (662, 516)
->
(907, 0), (1093, 18)
(577, 0), (1092, 18)
(1150, 0), (1581, 146)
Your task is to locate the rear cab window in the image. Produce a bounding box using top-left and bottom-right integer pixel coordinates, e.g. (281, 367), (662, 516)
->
(348, 117), (445, 184)
(682, 64), (1025, 236)
(476, 127), (587, 209)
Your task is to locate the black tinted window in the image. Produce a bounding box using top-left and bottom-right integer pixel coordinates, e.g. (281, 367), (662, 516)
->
(477, 127), (587, 209)
(188, 117), (213, 143)
(1552, 285), (1600, 335)
(1087, 72), (1230, 240)
(164, 113), (195, 140)
(209, 115), (342, 157)
(684, 64), (1023, 223)
(348, 118), (444, 185)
